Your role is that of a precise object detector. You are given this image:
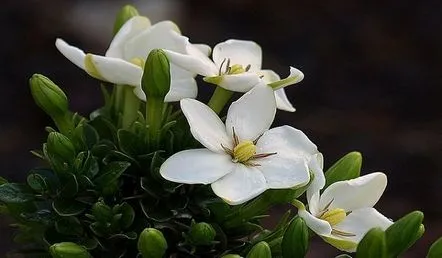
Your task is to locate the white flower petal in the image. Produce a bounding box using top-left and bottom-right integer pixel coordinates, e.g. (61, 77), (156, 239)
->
(257, 155), (310, 189)
(333, 207), (393, 248)
(212, 39), (262, 72)
(298, 209), (332, 236)
(164, 65), (197, 102)
(258, 69), (280, 84)
(214, 73), (262, 92)
(320, 172), (388, 212)
(87, 55), (142, 86)
(133, 87), (146, 101)
(164, 48), (217, 77)
(106, 16), (151, 58)
(307, 153), (325, 216)
(268, 67), (305, 90)
(226, 84), (276, 141)
(275, 88), (296, 112)
(180, 98), (232, 153)
(256, 126), (319, 159)
(193, 43), (211, 56)
(211, 164), (268, 205)
(123, 21), (185, 61)
(55, 38), (86, 70)
(160, 149), (235, 184)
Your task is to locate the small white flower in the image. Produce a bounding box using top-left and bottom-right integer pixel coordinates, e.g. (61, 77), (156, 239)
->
(164, 39), (304, 112)
(298, 172), (393, 252)
(56, 16), (209, 102)
(160, 84), (322, 205)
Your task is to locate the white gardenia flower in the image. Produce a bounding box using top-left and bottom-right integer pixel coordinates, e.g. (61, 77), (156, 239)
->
(298, 172), (393, 252)
(164, 39), (304, 112)
(160, 83), (322, 205)
(56, 16), (210, 102)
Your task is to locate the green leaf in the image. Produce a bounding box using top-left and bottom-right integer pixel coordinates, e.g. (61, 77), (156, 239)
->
(335, 255), (352, 258)
(385, 211), (424, 257)
(325, 151), (362, 188)
(94, 161), (131, 188)
(0, 183), (34, 203)
(52, 199), (86, 216)
(356, 228), (387, 258)
(55, 216), (84, 236)
(119, 203), (135, 229)
(60, 173), (79, 198)
(0, 176), (7, 185)
(118, 129), (145, 156)
(282, 216), (309, 258)
(26, 173), (47, 192)
(246, 241), (272, 258)
(91, 201), (113, 222)
(427, 236), (442, 258)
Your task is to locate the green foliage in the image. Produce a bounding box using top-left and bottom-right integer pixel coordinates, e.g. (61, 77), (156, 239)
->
(49, 242), (91, 258)
(356, 228), (387, 258)
(282, 216), (309, 258)
(324, 151), (362, 188)
(141, 49), (171, 99)
(138, 228), (167, 258)
(113, 5), (139, 36)
(246, 241), (272, 258)
(385, 211), (424, 257)
(427, 236), (442, 258)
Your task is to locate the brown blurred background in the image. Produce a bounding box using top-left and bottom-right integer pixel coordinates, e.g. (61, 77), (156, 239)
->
(1, 0), (441, 257)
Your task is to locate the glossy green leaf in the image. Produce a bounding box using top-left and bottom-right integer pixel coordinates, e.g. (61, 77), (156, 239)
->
(356, 228), (387, 258)
(0, 183), (33, 203)
(427, 236), (442, 258)
(52, 199), (86, 216)
(246, 241), (272, 258)
(94, 161), (131, 188)
(325, 151), (362, 188)
(55, 216), (84, 236)
(385, 211), (424, 257)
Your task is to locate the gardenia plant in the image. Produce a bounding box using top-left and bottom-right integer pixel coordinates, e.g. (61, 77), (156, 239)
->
(1, 4), (441, 258)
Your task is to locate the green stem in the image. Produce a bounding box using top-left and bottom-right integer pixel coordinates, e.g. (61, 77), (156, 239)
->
(146, 97), (164, 148)
(113, 85), (125, 121)
(121, 86), (141, 129)
(207, 86), (234, 114)
(53, 113), (74, 137)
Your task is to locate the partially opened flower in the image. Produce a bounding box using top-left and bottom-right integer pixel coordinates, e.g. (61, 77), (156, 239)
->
(164, 39), (304, 111)
(160, 84), (322, 205)
(56, 16), (210, 102)
(297, 172), (393, 252)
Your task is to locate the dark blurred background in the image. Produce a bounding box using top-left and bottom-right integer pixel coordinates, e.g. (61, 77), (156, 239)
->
(1, 0), (441, 257)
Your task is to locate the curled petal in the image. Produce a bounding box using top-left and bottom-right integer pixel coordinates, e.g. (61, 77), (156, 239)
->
(211, 164), (268, 205)
(55, 38), (86, 70)
(213, 39), (262, 72)
(268, 67), (304, 90)
(226, 84), (276, 141)
(208, 73), (262, 92)
(275, 88), (296, 112)
(165, 49), (218, 77)
(320, 172), (388, 212)
(307, 153), (325, 216)
(298, 209), (332, 236)
(193, 43), (212, 56)
(180, 98), (232, 153)
(160, 149), (235, 184)
(165, 65), (197, 102)
(106, 16), (151, 58)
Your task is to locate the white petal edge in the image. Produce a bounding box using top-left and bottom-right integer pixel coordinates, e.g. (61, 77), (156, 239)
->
(212, 39), (262, 72)
(275, 88), (296, 112)
(160, 149), (235, 184)
(106, 16), (151, 58)
(333, 207), (393, 251)
(193, 43), (212, 56)
(298, 209), (332, 236)
(180, 98), (232, 153)
(225, 83), (276, 141)
(88, 55), (142, 86)
(211, 164), (268, 205)
(165, 77), (197, 102)
(164, 49), (217, 77)
(215, 73), (262, 92)
(307, 153), (325, 216)
(55, 39), (86, 70)
(319, 172), (388, 212)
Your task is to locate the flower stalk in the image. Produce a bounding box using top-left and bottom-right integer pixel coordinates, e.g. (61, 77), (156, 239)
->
(207, 86), (234, 114)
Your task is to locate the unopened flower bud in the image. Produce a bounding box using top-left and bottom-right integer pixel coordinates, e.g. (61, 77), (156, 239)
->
(30, 74), (68, 118)
(138, 228), (167, 258)
(49, 242), (91, 258)
(189, 222), (216, 245)
(113, 5), (140, 35)
(221, 255), (242, 258)
(141, 49), (171, 99)
(47, 132), (76, 162)
(282, 216), (309, 258)
(246, 241), (272, 258)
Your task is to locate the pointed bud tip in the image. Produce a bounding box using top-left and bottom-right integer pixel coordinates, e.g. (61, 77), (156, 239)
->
(113, 5), (140, 35)
(29, 74), (68, 118)
(141, 49), (171, 99)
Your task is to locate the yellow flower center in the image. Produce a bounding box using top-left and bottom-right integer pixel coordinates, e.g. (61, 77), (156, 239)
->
(233, 140), (256, 163)
(130, 58), (145, 68)
(319, 208), (346, 226)
(228, 64), (246, 75)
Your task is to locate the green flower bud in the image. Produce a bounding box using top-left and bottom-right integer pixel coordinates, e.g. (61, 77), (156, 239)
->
(188, 222), (216, 245)
(141, 49), (170, 99)
(356, 228), (387, 258)
(246, 241), (272, 258)
(47, 132), (76, 162)
(91, 201), (112, 222)
(138, 228), (167, 258)
(221, 255), (242, 258)
(282, 217), (309, 258)
(49, 242), (91, 258)
(113, 5), (139, 35)
(30, 74), (68, 118)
